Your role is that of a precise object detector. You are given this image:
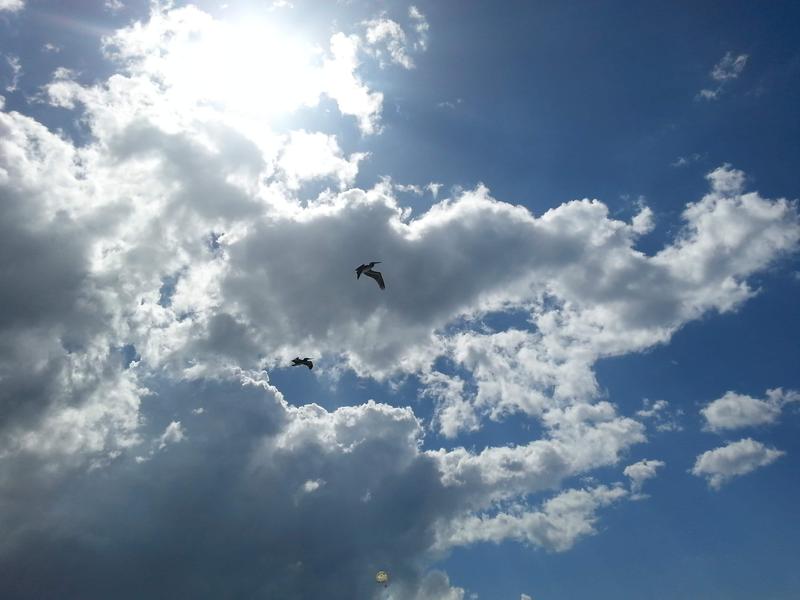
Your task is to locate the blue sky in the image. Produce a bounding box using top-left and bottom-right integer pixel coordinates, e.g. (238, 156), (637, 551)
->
(0, 1), (798, 599)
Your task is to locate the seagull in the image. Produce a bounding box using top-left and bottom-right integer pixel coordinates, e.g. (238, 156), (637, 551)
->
(291, 357), (313, 370)
(355, 261), (385, 290)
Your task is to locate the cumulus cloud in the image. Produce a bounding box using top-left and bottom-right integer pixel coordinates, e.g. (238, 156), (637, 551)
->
(0, 384), (467, 598)
(90, 4), (385, 134)
(277, 130), (367, 191)
(624, 459), (665, 498)
(0, 3), (799, 597)
(702, 388), (799, 432)
(691, 438), (784, 489)
(698, 52), (749, 100)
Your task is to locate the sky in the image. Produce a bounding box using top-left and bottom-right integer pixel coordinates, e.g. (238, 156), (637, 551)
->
(0, 1), (799, 599)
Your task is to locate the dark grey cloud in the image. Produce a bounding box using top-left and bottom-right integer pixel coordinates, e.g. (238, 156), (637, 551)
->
(0, 380), (464, 599)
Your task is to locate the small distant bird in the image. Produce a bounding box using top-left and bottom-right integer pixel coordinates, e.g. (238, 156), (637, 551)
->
(291, 357), (313, 370)
(355, 261), (385, 290)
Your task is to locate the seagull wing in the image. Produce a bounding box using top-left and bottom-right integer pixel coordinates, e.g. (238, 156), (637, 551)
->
(366, 270), (385, 289)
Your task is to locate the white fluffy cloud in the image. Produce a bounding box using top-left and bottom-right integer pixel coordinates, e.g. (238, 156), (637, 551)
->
(277, 130), (367, 191)
(82, 4), (385, 134)
(624, 459), (665, 498)
(692, 438), (784, 489)
(701, 388), (799, 432)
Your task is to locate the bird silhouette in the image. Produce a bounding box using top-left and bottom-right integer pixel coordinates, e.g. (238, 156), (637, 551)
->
(355, 261), (385, 289)
(291, 357), (313, 370)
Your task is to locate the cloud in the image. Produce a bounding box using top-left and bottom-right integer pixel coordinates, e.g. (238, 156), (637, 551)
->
(104, 0), (124, 12)
(671, 152), (704, 168)
(362, 7), (429, 69)
(92, 4), (385, 134)
(630, 203), (655, 235)
(0, 3), (799, 596)
(636, 399), (683, 432)
(435, 484), (629, 553)
(0, 108), (145, 468)
(711, 52), (749, 82)
(363, 17), (415, 69)
(2, 55), (21, 92)
(277, 130), (367, 191)
(437, 98), (463, 110)
(0, 0), (24, 12)
(698, 52), (749, 101)
(0, 382), (468, 597)
(157, 420), (185, 450)
(624, 458), (665, 498)
(701, 388), (799, 432)
(408, 571), (465, 600)
(691, 438), (784, 489)
(408, 6), (430, 52)
(426, 182), (442, 198)
(11, 49), (797, 467)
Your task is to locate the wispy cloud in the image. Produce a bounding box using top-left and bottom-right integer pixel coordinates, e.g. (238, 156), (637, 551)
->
(2, 54), (21, 92)
(697, 51), (749, 100)
(362, 6), (428, 69)
(437, 97), (463, 109)
(671, 152), (705, 167)
(636, 399), (683, 432)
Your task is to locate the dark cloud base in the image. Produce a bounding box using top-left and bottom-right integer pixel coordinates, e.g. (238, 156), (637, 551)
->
(0, 380), (457, 599)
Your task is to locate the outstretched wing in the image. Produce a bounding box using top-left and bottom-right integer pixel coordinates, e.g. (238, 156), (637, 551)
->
(305, 360), (314, 370)
(356, 264), (367, 278)
(366, 270), (385, 289)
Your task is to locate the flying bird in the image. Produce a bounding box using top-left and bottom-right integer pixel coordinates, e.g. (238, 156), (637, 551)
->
(355, 261), (385, 290)
(291, 357), (313, 370)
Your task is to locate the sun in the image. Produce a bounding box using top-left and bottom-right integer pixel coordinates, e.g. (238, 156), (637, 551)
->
(157, 14), (323, 120)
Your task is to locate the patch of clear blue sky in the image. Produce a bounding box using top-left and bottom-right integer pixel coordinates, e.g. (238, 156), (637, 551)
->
(3, 1), (799, 597)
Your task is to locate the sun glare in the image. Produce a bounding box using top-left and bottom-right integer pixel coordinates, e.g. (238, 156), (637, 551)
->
(164, 18), (322, 119)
